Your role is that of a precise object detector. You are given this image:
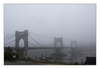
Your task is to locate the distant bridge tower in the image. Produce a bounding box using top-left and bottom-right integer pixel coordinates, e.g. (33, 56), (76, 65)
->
(70, 40), (77, 61)
(71, 40), (77, 48)
(54, 37), (63, 59)
(15, 30), (28, 58)
(54, 37), (63, 48)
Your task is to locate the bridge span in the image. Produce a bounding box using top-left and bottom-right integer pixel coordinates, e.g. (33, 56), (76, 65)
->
(4, 47), (72, 50)
(4, 30), (77, 59)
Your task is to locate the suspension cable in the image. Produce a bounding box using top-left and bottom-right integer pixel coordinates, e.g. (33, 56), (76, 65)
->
(63, 41), (69, 47)
(28, 35), (44, 46)
(4, 35), (15, 39)
(4, 40), (15, 45)
(45, 41), (54, 47)
(4, 35), (15, 42)
(29, 32), (54, 38)
(29, 33), (50, 38)
(28, 41), (39, 47)
(4, 33), (14, 37)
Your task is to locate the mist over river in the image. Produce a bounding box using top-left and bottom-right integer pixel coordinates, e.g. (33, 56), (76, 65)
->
(27, 49), (91, 63)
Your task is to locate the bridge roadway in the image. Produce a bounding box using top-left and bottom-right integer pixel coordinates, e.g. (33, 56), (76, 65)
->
(4, 47), (72, 50)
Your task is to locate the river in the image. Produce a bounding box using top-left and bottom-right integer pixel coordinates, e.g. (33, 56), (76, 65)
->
(27, 49), (93, 63)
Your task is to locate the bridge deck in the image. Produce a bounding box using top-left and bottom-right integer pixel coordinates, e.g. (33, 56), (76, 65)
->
(4, 47), (72, 50)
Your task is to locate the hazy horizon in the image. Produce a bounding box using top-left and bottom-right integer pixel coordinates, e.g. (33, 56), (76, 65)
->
(4, 4), (96, 47)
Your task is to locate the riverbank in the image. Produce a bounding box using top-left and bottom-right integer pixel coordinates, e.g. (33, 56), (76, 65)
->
(4, 60), (84, 65)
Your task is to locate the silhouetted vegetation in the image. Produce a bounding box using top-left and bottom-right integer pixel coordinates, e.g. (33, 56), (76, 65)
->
(4, 47), (18, 61)
(4, 47), (13, 61)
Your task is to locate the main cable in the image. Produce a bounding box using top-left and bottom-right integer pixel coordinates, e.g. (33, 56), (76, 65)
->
(45, 41), (54, 47)
(4, 35), (15, 42)
(28, 34), (44, 46)
(63, 41), (69, 47)
(4, 33), (14, 37)
(29, 32), (54, 38)
(28, 41), (39, 47)
(4, 40), (15, 45)
(4, 35), (15, 39)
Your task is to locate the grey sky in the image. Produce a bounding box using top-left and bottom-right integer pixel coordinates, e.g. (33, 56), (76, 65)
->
(4, 4), (96, 46)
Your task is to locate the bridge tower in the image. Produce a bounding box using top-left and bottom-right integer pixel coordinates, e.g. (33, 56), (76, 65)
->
(54, 37), (63, 59)
(54, 37), (63, 48)
(70, 40), (77, 61)
(15, 30), (28, 59)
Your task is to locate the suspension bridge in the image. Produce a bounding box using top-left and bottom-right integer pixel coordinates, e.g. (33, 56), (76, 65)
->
(4, 30), (77, 59)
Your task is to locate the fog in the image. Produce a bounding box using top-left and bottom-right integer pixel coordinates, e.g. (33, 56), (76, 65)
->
(4, 4), (96, 47)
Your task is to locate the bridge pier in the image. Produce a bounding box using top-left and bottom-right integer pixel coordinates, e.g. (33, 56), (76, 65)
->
(54, 37), (63, 60)
(16, 49), (27, 59)
(18, 51), (24, 59)
(54, 48), (62, 60)
(52, 37), (67, 60)
(70, 40), (77, 62)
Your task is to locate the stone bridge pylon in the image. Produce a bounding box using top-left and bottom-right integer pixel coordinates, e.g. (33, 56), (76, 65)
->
(15, 30), (28, 59)
(70, 40), (77, 60)
(53, 37), (66, 60)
